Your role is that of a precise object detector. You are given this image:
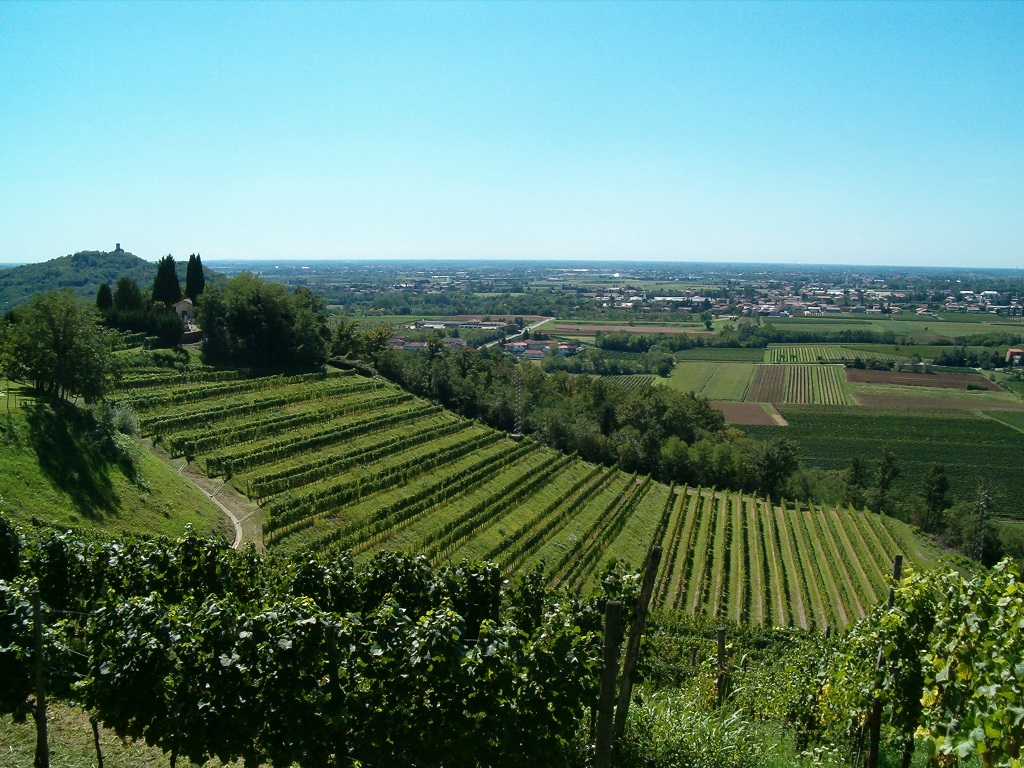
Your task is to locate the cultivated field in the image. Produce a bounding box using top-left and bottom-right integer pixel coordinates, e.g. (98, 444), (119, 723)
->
(652, 489), (937, 629)
(742, 406), (1024, 519)
(765, 343), (899, 364)
(743, 365), (852, 405)
(664, 362), (756, 400)
(112, 370), (943, 626)
(983, 410), (1024, 433)
(783, 365), (852, 405)
(766, 344), (846, 363)
(600, 374), (656, 391)
(845, 369), (1002, 390)
(747, 365), (786, 402)
(674, 347), (767, 362)
(710, 402), (779, 426)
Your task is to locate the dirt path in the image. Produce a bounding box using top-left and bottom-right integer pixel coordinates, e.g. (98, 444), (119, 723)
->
(765, 403), (788, 426)
(146, 440), (264, 550)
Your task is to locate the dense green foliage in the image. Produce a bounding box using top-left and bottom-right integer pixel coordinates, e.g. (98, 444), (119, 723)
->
(595, 325), (901, 353)
(543, 347), (676, 377)
(745, 407), (1024, 523)
(375, 347), (797, 498)
(184, 253), (205, 303)
(0, 250), (157, 310)
(95, 282), (112, 311)
(151, 255), (182, 307)
(0, 289), (114, 402)
(199, 273), (331, 368)
(796, 563), (1024, 768)
(0, 520), (622, 768)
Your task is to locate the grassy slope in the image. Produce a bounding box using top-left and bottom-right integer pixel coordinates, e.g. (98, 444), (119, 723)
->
(0, 393), (227, 540)
(0, 702), (228, 768)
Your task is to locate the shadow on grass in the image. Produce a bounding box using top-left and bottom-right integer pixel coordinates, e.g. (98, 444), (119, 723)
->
(25, 402), (119, 519)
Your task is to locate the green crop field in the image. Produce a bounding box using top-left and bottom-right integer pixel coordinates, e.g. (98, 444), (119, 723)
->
(783, 365), (853, 405)
(766, 344), (846, 363)
(109, 370), (948, 627)
(664, 361), (716, 393)
(765, 344), (901, 364)
(981, 410), (1024, 433)
(663, 362), (756, 400)
(674, 347), (766, 362)
(743, 406), (1024, 519)
(700, 363), (757, 400)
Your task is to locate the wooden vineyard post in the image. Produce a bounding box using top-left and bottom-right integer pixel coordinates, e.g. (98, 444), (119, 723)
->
(716, 626), (727, 709)
(613, 545), (663, 741)
(863, 554), (903, 768)
(594, 600), (624, 768)
(32, 589), (49, 768)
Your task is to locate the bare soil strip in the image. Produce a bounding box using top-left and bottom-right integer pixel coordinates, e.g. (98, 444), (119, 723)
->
(851, 394), (1024, 411)
(844, 368), (1001, 390)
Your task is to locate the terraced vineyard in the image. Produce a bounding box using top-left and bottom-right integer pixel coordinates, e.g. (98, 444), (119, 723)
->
(651, 490), (929, 628)
(115, 370), (941, 627)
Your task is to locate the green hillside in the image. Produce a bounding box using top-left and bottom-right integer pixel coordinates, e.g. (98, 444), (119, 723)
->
(0, 248), (217, 310)
(113, 368), (950, 629)
(0, 382), (228, 540)
(0, 248), (158, 309)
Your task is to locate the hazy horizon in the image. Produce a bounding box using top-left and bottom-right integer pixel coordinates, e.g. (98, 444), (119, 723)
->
(2, 1), (1021, 268)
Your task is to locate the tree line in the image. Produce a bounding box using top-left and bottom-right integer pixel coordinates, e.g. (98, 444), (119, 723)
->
(372, 346), (798, 500)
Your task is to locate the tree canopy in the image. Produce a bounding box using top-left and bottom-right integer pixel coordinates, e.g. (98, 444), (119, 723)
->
(151, 255), (182, 306)
(0, 289), (114, 402)
(185, 253), (205, 303)
(95, 282), (113, 312)
(198, 273), (331, 369)
(375, 345), (798, 498)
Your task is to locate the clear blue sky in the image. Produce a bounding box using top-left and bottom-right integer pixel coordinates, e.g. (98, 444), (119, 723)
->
(1, 1), (1021, 268)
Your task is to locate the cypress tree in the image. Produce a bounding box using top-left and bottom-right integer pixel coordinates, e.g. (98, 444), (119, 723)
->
(152, 255), (182, 306)
(185, 253), (205, 302)
(96, 282), (113, 312)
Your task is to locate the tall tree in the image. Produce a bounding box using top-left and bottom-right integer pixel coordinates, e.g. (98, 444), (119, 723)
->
(867, 447), (901, 514)
(1, 289), (113, 402)
(185, 253), (205, 303)
(95, 283), (113, 312)
(152, 255), (182, 306)
(198, 273), (330, 369)
(112, 277), (145, 312)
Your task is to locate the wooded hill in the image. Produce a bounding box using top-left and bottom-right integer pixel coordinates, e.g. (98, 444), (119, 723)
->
(0, 249), (214, 310)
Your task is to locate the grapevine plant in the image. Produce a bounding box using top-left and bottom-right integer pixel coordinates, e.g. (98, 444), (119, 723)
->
(0, 515), (616, 768)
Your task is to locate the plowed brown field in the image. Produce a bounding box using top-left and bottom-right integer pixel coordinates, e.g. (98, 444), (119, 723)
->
(712, 401), (778, 425)
(844, 369), (1001, 390)
(747, 365), (785, 402)
(851, 394), (1024, 410)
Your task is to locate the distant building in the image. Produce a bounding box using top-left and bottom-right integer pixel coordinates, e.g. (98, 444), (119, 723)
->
(1007, 348), (1023, 364)
(173, 298), (194, 322)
